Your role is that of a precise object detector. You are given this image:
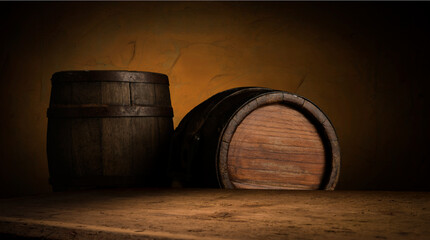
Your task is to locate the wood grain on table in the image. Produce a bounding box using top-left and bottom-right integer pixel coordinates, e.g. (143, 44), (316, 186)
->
(0, 189), (429, 240)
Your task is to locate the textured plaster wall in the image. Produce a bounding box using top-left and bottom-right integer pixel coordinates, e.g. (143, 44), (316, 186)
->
(1, 2), (429, 197)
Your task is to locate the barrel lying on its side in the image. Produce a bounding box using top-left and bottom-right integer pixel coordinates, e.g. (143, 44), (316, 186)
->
(47, 71), (174, 191)
(169, 87), (340, 190)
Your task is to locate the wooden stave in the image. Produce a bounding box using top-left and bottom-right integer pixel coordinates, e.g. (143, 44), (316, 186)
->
(48, 70), (173, 118)
(47, 117), (174, 190)
(169, 87), (274, 187)
(168, 87), (253, 185)
(170, 87), (340, 190)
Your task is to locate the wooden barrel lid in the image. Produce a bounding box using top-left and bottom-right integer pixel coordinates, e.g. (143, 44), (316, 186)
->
(51, 71), (169, 84)
(218, 91), (340, 190)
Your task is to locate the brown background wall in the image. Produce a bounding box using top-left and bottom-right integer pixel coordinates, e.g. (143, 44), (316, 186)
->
(1, 2), (429, 197)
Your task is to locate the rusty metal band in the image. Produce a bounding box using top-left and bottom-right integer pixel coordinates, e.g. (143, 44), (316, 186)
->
(47, 106), (173, 118)
(51, 71), (169, 84)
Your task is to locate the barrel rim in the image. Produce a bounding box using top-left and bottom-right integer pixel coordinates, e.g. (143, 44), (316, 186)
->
(217, 89), (341, 190)
(51, 70), (169, 84)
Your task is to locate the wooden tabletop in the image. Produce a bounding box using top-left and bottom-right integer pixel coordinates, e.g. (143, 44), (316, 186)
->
(0, 189), (429, 240)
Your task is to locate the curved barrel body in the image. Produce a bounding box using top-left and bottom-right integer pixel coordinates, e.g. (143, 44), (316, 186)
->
(47, 71), (173, 191)
(169, 87), (340, 190)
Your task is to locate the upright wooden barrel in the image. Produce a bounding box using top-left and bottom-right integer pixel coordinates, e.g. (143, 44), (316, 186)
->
(169, 87), (340, 190)
(47, 71), (173, 191)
